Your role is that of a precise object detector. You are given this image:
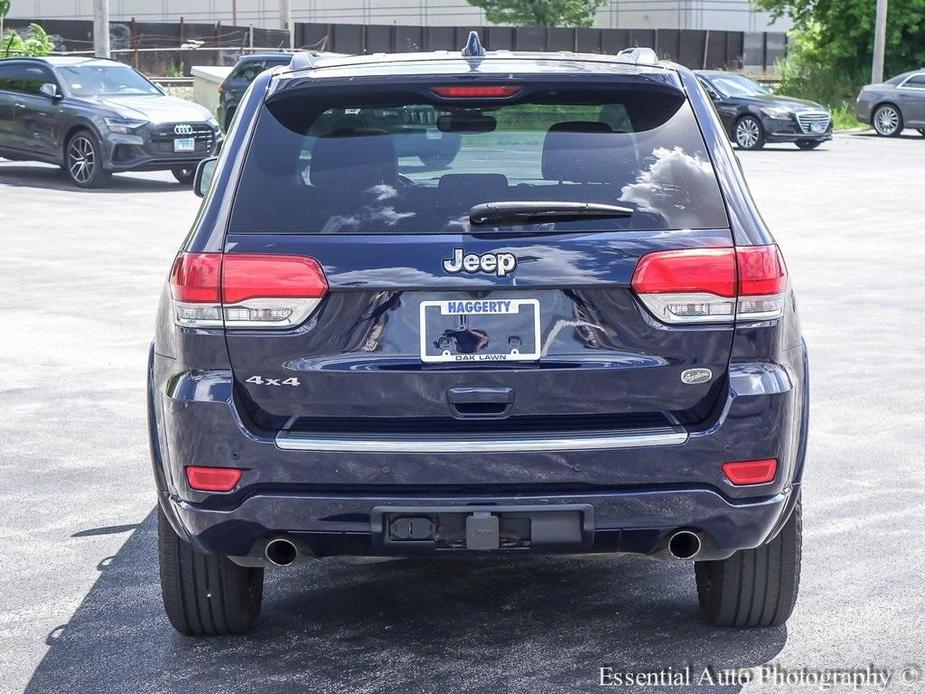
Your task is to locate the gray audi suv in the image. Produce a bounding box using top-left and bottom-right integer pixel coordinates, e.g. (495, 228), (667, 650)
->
(856, 69), (925, 137)
(0, 56), (220, 187)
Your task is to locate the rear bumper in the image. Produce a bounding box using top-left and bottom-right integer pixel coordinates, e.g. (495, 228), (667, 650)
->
(149, 344), (809, 560)
(166, 485), (794, 561)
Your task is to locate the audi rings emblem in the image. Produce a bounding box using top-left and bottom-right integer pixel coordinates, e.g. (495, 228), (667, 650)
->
(173, 124), (194, 135)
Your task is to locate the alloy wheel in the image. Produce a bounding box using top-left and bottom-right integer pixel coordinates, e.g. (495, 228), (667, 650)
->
(874, 106), (900, 136)
(67, 136), (96, 184)
(735, 118), (761, 149)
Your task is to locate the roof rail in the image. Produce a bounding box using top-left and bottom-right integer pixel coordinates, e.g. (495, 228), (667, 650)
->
(616, 47), (659, 65)
(288, 51), (319, 71)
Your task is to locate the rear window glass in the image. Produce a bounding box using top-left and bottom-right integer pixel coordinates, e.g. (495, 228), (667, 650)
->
(229, 84), (728, 234)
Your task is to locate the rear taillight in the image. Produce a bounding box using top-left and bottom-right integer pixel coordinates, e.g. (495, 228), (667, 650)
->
(631, 245), (787, 324)
(169, 252), (328, 329)
(170, 253), (222, 327)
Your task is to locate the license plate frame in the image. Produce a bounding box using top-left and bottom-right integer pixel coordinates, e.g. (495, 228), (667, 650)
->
(173, 137), (195, 152)
(418, 298), (541, 363)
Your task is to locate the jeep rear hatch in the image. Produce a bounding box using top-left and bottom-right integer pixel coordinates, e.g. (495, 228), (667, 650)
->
(205, 77), (745, 433)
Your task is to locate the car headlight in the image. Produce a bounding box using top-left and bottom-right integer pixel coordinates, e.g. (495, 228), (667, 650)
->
(105, 117), (148, 134)
(760, 106), (792, 119)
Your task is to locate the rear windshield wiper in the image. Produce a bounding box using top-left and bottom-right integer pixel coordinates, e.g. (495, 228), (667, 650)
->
(469, 201), (634, 226)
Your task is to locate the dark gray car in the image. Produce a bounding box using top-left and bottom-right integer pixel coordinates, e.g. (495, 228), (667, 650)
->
(0, 56), (220, 187)
(217, 53), (292, 131)
(856, 69), (925, 137)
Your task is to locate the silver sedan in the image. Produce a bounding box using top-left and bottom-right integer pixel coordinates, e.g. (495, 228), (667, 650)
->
(856, 70), (925, 137)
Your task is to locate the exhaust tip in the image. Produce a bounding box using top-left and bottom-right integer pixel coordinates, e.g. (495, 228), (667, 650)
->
(265, 538), (298, 567)
(668, 530), (702, 560)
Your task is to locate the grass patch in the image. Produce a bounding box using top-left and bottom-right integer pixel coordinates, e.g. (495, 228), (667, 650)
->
(829, 102), (863, 131)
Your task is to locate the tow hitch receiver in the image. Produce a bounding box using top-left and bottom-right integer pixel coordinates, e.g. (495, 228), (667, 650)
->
(466, 512), (500, 550)
(372, 504), (594, 553)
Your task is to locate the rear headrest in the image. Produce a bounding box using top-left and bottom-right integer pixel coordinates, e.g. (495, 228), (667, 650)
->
(438, 174), (508, 203)
(309, 128), (398, 189)
(542, 121), (624, 183)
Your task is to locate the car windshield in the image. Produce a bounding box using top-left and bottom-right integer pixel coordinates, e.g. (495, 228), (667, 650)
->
(229, 82), (729, 235)
(708, 74), (771, 98)
(58, 65), (160, 96)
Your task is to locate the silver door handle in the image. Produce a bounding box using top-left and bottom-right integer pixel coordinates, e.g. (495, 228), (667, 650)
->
(14, 102), (26, 109)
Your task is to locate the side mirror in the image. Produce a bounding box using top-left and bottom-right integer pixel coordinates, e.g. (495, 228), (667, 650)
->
(39, 83), (61, 99)
(193, 157), (218, 198)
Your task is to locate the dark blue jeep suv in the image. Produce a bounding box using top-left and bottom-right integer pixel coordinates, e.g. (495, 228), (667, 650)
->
(149, 38), (808, 635)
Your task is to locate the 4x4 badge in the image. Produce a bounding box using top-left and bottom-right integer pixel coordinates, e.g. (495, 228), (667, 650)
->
(442, 248), (517, 277)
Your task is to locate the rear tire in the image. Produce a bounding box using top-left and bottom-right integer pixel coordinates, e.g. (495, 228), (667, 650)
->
(795, 139), (822, 150)
(695, 495), (802, 628)
(171, 167), (196, 185)
(158, 506), (264, 635)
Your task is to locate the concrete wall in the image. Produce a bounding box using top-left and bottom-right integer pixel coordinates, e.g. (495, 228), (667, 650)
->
(8, 0), (790, 33)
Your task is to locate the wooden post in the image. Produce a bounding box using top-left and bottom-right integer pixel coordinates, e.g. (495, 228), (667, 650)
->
(130, 18), (138, 69)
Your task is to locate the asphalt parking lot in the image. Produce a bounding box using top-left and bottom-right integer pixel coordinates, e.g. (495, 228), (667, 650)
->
(1, 133), (924, 694)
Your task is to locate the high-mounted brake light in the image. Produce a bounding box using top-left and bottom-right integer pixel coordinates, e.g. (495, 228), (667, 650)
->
(431, 85), (522, 98)
(631, 245), (787, 324)
(186, 466), (243, 492)
(169, 252), (328, 329)
(722, 459), (778, 486)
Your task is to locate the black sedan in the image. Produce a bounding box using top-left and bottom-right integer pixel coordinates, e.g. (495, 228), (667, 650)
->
(695, 71), (832, 150)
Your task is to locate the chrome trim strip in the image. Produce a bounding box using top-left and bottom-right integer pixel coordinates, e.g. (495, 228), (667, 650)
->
(897, 73), (925, 89)
(796, 111), (831, 134)
(276, 428), (688, 453)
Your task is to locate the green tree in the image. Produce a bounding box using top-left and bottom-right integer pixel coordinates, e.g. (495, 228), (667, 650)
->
(467, 0), (608, 27)
(2, 23), (55, 57)
(0, 0), (10, 35)
(757, 0), (925, 101)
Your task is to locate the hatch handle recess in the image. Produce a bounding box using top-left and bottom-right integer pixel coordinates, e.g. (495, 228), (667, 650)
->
(446, 386), (514, 419)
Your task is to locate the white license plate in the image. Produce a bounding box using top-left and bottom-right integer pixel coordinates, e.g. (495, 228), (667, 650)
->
(419, 299), (541, 363)
(174, 137), (195, 152)
(810, 122), (824, 133)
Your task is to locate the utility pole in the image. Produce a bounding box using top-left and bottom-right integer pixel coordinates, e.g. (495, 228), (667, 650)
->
(280, 0), (293, 48)
(872, 0), (888, 83)
(93, 0), (110, 58)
